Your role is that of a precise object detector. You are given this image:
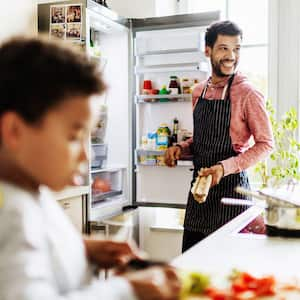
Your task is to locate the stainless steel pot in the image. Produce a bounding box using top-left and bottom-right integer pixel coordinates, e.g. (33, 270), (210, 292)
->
(228, 187), (300, 237)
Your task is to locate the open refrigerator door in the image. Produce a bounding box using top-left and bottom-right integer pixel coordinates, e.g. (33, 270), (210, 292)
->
(131, 12), (219, 207)
(38, 1), (133, 229)
(85, 6), (132, 222)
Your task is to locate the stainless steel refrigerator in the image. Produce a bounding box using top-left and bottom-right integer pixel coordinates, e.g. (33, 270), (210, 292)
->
(38, 0), (219, 230)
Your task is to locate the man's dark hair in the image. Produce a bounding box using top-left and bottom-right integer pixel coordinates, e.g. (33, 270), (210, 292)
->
(205, 20), (243, 48)
(0, 37), (106, 123)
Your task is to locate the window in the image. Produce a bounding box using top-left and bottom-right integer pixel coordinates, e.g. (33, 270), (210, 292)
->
(187, 0), (269, 96)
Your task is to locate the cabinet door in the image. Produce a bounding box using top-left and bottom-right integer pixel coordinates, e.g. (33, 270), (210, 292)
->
(58, 196), (83, 232)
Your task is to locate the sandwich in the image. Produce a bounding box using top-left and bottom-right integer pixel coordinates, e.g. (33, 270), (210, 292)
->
(191, 171), (212, 203)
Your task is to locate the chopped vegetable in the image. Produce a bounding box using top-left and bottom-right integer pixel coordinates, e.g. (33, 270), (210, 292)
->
(180, 270), (211, 298)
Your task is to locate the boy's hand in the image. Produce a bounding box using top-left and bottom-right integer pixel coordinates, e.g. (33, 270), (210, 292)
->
(84, 239), (144, 269)
(124, 266), (181, 300)
(165, 146), (181, 167)
(198, 164), (224, 187)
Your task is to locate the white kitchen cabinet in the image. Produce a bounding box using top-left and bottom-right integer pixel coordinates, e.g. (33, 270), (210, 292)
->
(58, 196), (84, 232)
(138, 207), (184, 260)
(53, 186), (89, 233)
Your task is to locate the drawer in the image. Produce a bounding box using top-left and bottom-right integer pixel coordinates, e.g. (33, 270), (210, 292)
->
(58, 196), (83, 232)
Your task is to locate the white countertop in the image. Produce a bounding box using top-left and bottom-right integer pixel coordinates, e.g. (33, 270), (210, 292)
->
(52, 185), (89, 201)
(172, 206), (300, 279)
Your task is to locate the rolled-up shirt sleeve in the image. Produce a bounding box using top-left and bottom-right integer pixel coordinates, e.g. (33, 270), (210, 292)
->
(220, 90), (274, 176)
(0, 208), (137, 300)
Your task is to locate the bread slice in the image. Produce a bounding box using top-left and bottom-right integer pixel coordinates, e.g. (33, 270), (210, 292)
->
(191, 173), (212, 203)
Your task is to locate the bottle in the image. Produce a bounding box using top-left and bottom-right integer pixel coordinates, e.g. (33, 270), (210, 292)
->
(171, 118), (179, 146)
(156, 124), (171, 150)
(159, 85), (169, 102)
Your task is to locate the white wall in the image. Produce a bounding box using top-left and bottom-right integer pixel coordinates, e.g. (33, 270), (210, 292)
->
(0, 0), (37, 42)
(107, 0), (155, 18)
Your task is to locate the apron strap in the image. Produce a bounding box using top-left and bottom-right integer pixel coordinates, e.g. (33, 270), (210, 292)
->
(202, 73), (236, 100)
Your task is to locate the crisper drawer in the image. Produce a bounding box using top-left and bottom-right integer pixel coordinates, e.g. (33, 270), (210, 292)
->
(135, 29), (203, 56)
(91, 169), (124, 204)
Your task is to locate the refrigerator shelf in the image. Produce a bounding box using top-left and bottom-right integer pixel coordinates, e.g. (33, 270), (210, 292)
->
(135, 62), (208, 74)
(92, 189), (122, 202)
(91, 165), (127, 173)
(136, 149), (166, 156)
(137, 160), (193, 167)
(136, 93), (192, 103)
(135, 48), (202, 57)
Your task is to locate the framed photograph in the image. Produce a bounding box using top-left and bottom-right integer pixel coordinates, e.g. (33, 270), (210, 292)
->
(67, 5), (82, 23)
(50, 5), (66, 24)
(50, 24), (66, 40)
(66, 23), (81, 40)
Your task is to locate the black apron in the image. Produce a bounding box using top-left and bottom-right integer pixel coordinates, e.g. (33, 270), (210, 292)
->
(183, 74), (251, 235)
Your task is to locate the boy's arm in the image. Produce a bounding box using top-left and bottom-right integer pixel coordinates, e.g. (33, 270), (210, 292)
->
(0, 209), (136, 300)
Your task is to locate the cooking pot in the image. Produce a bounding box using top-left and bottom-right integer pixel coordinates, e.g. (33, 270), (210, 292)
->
(232, 186), (300, 237)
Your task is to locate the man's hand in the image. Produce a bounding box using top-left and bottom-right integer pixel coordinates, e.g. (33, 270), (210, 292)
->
(199, 164), (224, 187)
(124, 266), (181, 300)
(84, 239), (144, 269)
(164, 146), (181, 167)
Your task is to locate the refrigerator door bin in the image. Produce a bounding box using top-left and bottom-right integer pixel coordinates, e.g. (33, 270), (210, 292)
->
(135, 29), (202, 56)
(91, 144), (107, 169)
(136, 94), (192, 103)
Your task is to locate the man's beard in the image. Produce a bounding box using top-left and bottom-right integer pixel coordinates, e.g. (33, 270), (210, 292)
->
(211, 58), (237, 77)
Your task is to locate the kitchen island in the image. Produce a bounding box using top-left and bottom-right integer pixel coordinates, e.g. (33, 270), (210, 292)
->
(172, 206), (300, 279)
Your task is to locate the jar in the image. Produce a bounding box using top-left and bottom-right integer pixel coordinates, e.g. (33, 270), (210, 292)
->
(142, 80), (152, 95)
(181, 78), (192, 94)
(168, 76), (179, 95)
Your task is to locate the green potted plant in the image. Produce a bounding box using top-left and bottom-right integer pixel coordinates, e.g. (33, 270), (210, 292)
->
(254, 100), (300, 188)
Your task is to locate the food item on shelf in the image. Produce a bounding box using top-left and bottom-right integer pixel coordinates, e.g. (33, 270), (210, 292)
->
(156, 155), (166, 166)
(92, 177), (111, 193)
(142, 80), (153, 101)
(191, 171), (212, 203)
(147, 132), (157, 150)
(168, 75), (180, 100)
(149, 89), (159, 102)
(181, 78), (192, 94)
(141, 135), (148, 150)
(159, 85), (170, 102)
(91, 104), (107, 143)
(171, 117), (179, 146)
(143, 79), (152, 92)
(156, 123), (171, 150)
(146, 155), (156, 165)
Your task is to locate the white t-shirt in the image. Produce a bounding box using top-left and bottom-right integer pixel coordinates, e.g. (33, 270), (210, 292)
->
(0, 181), (137, 300)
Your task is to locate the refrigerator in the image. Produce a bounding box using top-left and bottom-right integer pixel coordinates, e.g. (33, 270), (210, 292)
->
(38, 0), (219, 230)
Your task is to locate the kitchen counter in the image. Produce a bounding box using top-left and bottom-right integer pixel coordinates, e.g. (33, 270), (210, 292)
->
(172, 206), (300, 279)
(52, 185), (89, 201)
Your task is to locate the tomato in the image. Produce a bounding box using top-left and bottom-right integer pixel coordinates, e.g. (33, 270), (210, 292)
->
(92, 177), (111, 193)
(231, 272), (276, 298)
(205, 287), (230, 300)
(255, 277), (276, 296)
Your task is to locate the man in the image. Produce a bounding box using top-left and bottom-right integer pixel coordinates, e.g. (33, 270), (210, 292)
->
(0, 36), (180, 300)
(165, 20), (273, 252)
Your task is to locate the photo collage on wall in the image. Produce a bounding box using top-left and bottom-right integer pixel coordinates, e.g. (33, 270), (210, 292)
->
(49, 4), (82, 41)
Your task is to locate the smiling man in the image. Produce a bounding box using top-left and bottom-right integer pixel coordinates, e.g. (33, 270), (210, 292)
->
(165, 20), (274, 252)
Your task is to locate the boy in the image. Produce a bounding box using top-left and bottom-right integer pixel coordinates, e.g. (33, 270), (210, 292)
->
(0, 37), (180, 300)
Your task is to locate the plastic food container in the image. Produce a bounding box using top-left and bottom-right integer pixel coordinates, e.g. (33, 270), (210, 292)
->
(91, 144), (107, 169)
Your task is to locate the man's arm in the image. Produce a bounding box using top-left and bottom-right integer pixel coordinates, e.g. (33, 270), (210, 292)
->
(220, 90), (274, 176)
